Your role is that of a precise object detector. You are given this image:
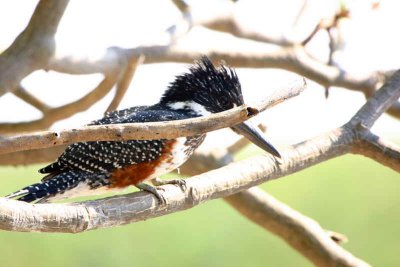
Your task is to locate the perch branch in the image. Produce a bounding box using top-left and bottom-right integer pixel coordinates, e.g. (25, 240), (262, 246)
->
(0, 124), (374, 267)
(184, 126), (351, 257)
(0, 80), (306, 155)
(0, 134), (359, 233)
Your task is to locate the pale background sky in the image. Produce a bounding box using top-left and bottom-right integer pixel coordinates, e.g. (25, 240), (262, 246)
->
(0, 0), (398, 151)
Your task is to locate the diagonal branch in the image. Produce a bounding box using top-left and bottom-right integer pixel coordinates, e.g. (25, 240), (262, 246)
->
(0, 134), (355, 233)
(352, 132), (400, 172)
(0, 73), (119, 134)
(171, 0), (189, 13)
(106, 55), (144, 112)
(349, 69), (400, 128)
(12, 85), (51, 113)
(225, 187), (368, 267)
(180, 125), (356, 267)
(0, 80), (306, 155)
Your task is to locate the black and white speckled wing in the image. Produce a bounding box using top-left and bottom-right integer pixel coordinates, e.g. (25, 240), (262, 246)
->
(39, 107), (194, 177)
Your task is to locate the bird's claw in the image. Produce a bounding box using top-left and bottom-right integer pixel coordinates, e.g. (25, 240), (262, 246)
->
(151, 178), (187, 191)
(135, 183), (167, 205)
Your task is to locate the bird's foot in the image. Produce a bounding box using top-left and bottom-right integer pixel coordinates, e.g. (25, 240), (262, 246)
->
(151, 177), (187, 191)
(135, 183), (166, 205)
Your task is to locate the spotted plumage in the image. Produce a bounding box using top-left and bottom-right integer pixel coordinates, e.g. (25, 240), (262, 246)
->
(7, 56), (280, 203)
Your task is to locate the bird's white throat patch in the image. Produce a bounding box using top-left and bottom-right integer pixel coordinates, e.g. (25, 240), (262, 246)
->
(168, 101), (211, 116)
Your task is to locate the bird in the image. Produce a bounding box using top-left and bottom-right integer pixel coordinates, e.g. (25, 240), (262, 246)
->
(6, 56), (281, 204)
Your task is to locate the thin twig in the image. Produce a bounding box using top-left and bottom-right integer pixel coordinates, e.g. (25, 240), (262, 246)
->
(106, 55), (144, 112)
(0, 73), (119, 134)
(13, 85), (51, 112)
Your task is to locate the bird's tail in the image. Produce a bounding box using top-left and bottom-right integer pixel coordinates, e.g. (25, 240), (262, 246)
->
(6, 171), (105, 203)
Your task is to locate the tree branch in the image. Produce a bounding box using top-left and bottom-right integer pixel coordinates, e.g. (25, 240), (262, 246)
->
(0, 133), (352, 233)
(0, 80), (306, 155)
(171, 0), (189, 13)
(47, 43), (400, 120)
(179, 125), (356, 266)
(12, 85), (51, 113)
(0, 73), (119, 134)
(225, 187), (368, 267)
(106, 55), (144, 112)
(0, 0), (69, 96)
(352, 132), (400, 172)
(349, 70), (400, 128)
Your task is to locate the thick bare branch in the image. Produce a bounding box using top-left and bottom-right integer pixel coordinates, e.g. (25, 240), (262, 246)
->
(0, 130), (354, 233)
(48, 44), (374, 92)
(48, 46), (128, 75)
(180, 126), (356, 265)
(1, 122), (358, 266)
(0, 0), (69, 96)
(0, 80), (306, 155)
(225, 187), (368, 267)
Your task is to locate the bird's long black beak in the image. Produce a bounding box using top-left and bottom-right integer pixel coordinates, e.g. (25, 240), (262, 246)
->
(231, 121), (281, 158)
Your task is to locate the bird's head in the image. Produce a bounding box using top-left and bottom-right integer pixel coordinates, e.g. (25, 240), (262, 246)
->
(159, 56), (244, 115)
(159, 56), (281, 158)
